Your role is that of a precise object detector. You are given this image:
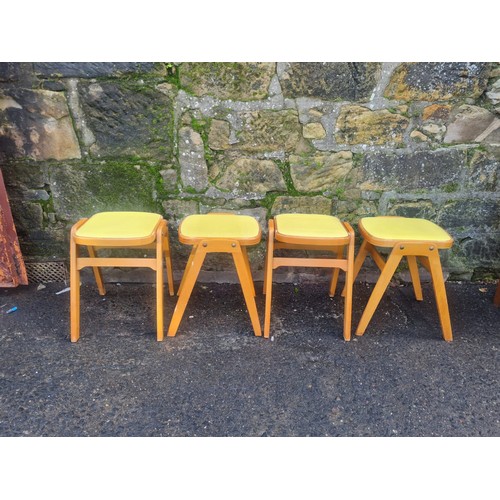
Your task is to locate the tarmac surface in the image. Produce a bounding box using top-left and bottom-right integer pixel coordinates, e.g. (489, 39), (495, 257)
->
(0, 279), (498, 436)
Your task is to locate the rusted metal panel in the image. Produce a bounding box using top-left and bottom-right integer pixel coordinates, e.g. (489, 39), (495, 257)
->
(0, 168), (28, 287)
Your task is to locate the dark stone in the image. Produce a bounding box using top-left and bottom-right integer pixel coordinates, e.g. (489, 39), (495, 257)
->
(385, 63), (490, 101)
(360, 150), (467, 191)
(467, 151), (499, 191)
(34, 62), (158, 78)
(48, 163), (161, 221)
(41, 81), (66, 91)
(78, 81), (174, 160)
(438, 199), (499, 229)
(0, 63), (35, 84)
(280, 63), (380, 101)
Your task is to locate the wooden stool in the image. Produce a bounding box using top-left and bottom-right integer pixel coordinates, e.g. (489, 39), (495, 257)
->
(352, 216), (454, 341)
(263, 214), (355, 341)
(70, 211), (175, 342)
(167, 213), (262, 337)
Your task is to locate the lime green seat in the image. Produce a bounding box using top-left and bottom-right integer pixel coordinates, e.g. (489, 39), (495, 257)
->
(275, 214), (348, 240)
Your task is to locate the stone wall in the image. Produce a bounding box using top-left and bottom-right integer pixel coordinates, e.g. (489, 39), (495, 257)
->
(1, 62), (499, 281)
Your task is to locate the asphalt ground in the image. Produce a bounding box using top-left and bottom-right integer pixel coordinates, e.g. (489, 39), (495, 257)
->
(0, 279), (498, 437)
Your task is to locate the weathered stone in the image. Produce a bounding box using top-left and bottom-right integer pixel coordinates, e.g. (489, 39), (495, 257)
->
(41, 81), (66, 92)
(9, 201), (44, 236)
(0, 63), (35, 84)
(48, 163), (160, 221)
(467, 151), (499, 191)
(360, 149), (467, 191)
(335, 105), (409, 145)
(208, 119), (230, 150)
(160, 168), (178, 192)
(302, 122), (326, 139)
(34, 62), (159, 78)
(0, 89), (81, 161)
(387, 201), (437, 219)
(438, 199), (499, 229)
(78, 81), (173, 159)
(410, 130), (429, 142)
(289, 151), (354, 192)
(217, 158), (286, 194)
(179, 63), (275, 100)
(486, 78), (500, 105)
(422, 123), (446, 135)
(280, 63), (380, 101)
(236, 109), (301, 152)
(422, 104), (451, 121)
(385, 62), (490, 101)
(162, 199), (199, 222)
(178, 127), (208, 192)
(22, 189), (50, 202)
(444, 105), (499, 143)
(271, 196), (332, 215)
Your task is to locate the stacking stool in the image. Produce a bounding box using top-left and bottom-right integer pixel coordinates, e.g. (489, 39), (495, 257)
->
(167, 213), (262, 337)
(263, 214), (355, 341)
(70, 211), (175, 342)
(351, 216), (454, 341)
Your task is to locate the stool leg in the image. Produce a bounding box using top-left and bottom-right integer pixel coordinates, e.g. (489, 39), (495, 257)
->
(407, 255), (423, 301)
(263, 222), (275, 338)
(163, 226), (175, 297)
(356, 250), (403, 336)
(329, 246), (343, 297)
(167, 247), (206, 337)
(343, 238), (355, 341)
(241, 246), (256, 297)
(233, 248), (262, 337)
(70, 237), (80, 343)
(88, 246), (106, 296)
(428, 251), (453, 341)
(156, 227), (164, 341)
(342, 239), (370, 297)
(177, 245), (197, 297)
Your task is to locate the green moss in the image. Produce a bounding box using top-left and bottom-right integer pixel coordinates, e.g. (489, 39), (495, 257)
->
(443, 182), (459, 193)
(352, 153), (364, 168)
(276, 160), (299, 195)
(260, 192), (280, 217)
(190, 117), (214, 167)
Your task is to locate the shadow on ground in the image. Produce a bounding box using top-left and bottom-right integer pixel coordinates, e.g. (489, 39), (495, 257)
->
(0, 280), (498, 436)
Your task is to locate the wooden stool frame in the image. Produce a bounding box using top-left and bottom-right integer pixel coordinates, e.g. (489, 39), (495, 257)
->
(350, 218), (454, 341)
(167, 215), (262, 338)
(70, 217), (175, 342)
(263, 218), (355, 341)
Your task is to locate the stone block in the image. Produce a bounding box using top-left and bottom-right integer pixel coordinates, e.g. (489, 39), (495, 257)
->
(179, 63), (275, 100)
(78, 81), (173, 159)
(162, 199), (199, 222)
(422, 104), (451, 121)
(387, 201), (437, 219)
(160, 168), (178, 192)
(438, 199), (499, 229)
(280, 62), (380, 101)
(208, 119), (231, 150)
(178, 127), (208, 192)
(335, 105), (409, 145)
(289, 151), (354, 192)
(236, 109), (301, 152)
(0, 89), (81, 161)
(467, 150), (499, 191)
(302, 122), (326, 139)
(271, 196), (332, 215)
(385, 62), (490, 101)
(48, 163), (160, 221)
(444, 105), (499, 143)
(360, 149), (467, 191)
(34, 62), (159, 78)
(217, 158), (286, 194)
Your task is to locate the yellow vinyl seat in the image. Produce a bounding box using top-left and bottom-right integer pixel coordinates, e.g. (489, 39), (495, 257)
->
(167, 213), (262, 338)
(70, 211), (175, 342)
(351, 216), (454, 341)
(264, 213), (355, 341)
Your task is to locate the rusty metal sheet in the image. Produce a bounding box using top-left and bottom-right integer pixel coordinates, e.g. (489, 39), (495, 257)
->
(0, 168), (28, 287)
